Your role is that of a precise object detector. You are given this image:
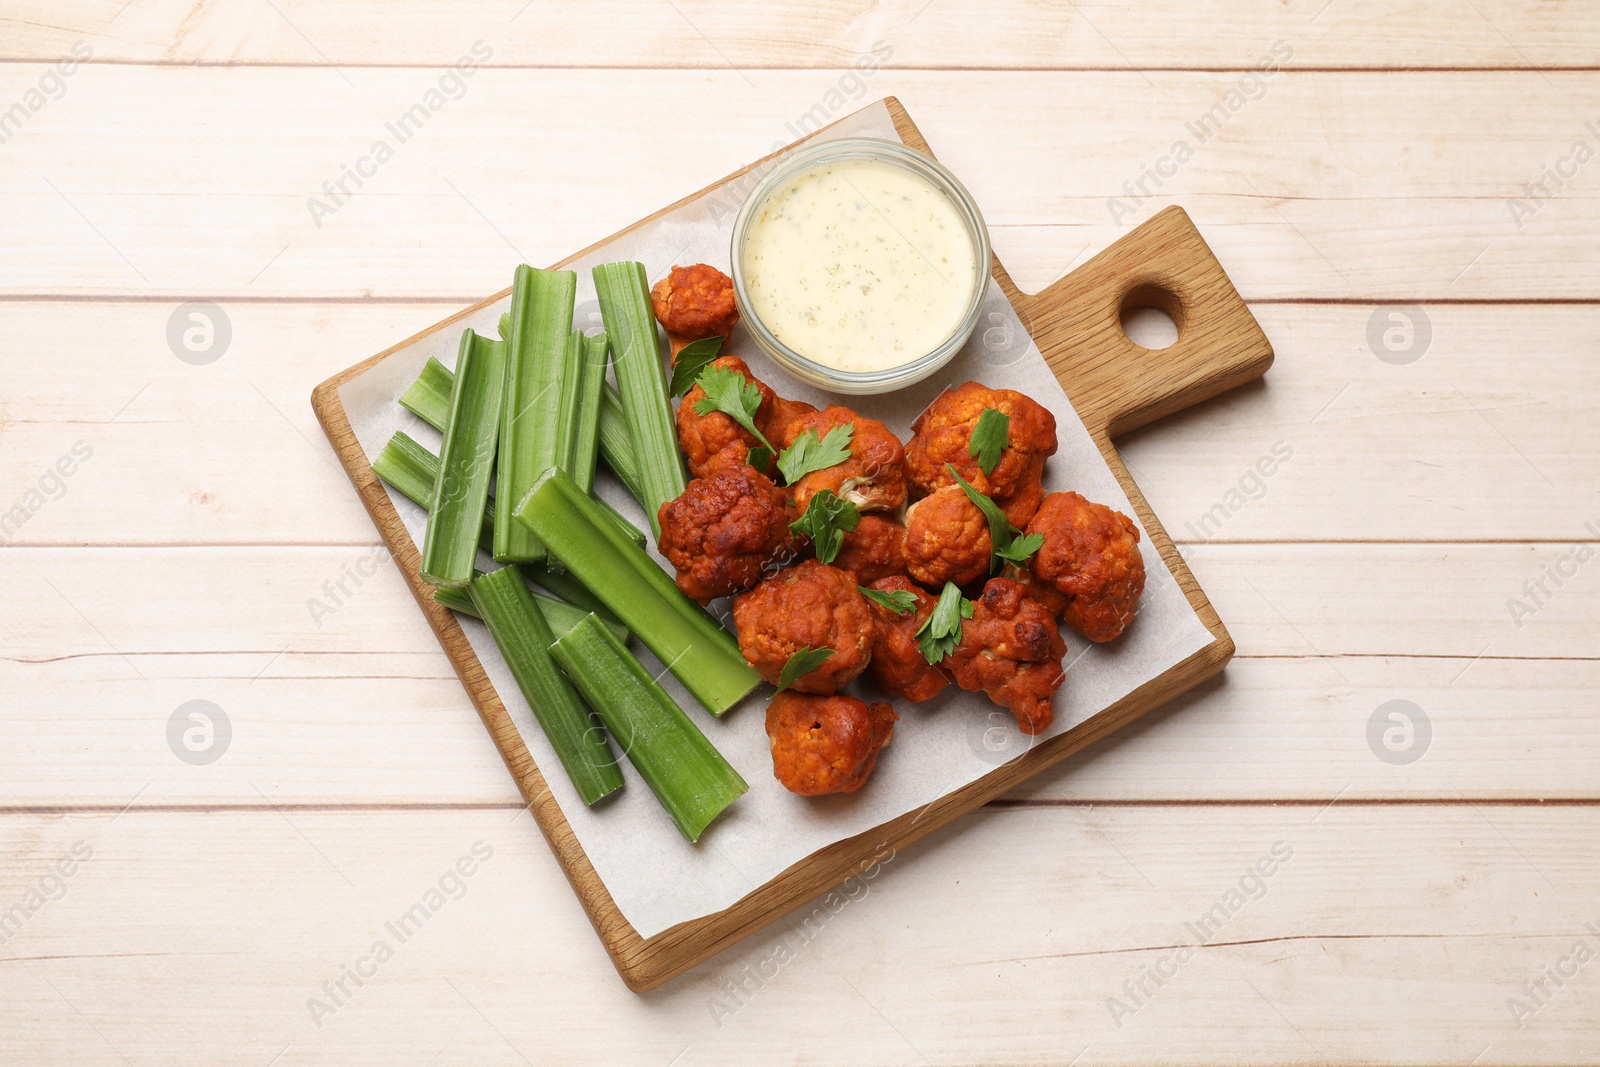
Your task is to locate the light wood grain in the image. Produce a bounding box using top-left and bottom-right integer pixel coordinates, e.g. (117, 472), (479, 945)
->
(0, 69), (1593, 298)
(1, 805), (1595, 1065)
(5, 544), (1592, 805)
(2, 302), (1593, 546)
(5, 0), (1600, 69)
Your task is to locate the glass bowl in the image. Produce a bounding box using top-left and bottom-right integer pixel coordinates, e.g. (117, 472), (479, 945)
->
(729, 137), (992, 395)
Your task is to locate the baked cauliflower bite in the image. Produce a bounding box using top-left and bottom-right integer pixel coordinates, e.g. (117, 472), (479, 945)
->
(779, 405), (908, 513)
(1026, 491), (1146, 643)
(650, 263), (739, 353)
(903, 484), (991, 589)
(1001, 561), (1070, 619)
(766, 691), (898, 796)
(756, 395), (818, 449)
(733, 560), (874, 694)
(864, 576), (950, 702)
(676, 355), (777, 478)
(832, 514), (908, 585)
(904, 381), (1058, 500)
(946, 577), (1066, 735)
(657, 464), (798, 605)
(994, 453), (1047, 528)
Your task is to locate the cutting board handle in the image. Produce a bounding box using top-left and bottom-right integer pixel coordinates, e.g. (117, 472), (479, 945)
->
(1016, 205), (1273, 440)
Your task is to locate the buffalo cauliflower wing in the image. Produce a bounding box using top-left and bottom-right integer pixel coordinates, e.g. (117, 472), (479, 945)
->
(766, 691), (898, 796)
(864, 576), (950, 702)
(1026, 491), (1145, 643)
(657, 464), (798, 604)
(945, 577), (1066, 735)
(832, 514), (908, 585)
(650, 263), (739, 354)
(757, 395), (818, 449)
(779, 405), (908, 513)
(904, 381), (1058, 500)
(903, 484), (991, 589)
(733, 560), (874, 694)
(676, 355), (777, 478)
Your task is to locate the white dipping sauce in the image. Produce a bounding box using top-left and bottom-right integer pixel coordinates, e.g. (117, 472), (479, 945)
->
(741, 158), (977, 373)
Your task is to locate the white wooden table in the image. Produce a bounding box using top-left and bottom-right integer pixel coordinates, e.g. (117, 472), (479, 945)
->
(3, 3), (1596, 1063)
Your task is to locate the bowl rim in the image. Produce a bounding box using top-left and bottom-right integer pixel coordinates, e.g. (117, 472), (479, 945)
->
(728, 136), (993, 393)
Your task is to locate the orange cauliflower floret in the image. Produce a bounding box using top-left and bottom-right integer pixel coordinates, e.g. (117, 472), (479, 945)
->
(1026, 491), (1146, 643)
(657, 464), (799, 604)
(778, 405), (907, 513)
(864, 576), (950, 703)
(733, 560), (874, 694)
(675, 355), (777, 479)
(650, 263), (739, 353)
(945, 577), (1066, 736)
(904, 381), (1058, 501)
(831, 514), (908, 585)
(766, 691), (898, 796)
(903, 484), (991, 589)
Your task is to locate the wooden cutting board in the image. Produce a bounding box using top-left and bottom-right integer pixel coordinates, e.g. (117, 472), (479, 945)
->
(311, 96), (1273, 992)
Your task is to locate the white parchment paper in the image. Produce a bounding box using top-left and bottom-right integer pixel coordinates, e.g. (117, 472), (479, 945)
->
(339, 101), (1215, 939)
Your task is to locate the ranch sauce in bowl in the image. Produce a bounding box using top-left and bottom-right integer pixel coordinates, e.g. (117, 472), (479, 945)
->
(731, 139), (991, 394)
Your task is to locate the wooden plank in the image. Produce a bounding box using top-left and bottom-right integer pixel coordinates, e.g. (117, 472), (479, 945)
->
(1, 305), (1595, 549)
(5, 0), (1600, 69)
(0, 72), (1595, 298)
(3, 543), (1594, 805)
(2, 805), (1595, 1064)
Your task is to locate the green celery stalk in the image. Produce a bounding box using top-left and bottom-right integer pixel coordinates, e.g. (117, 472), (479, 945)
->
(496, 266), (576, 563)
(551, 614), (747, 842)
(420, 329), (503, 587)
(468, 567), (623, 806)
(398, 356), (453, 431)
(434, 578), (628, 644)
(569, 331), (609, 493)
(593, 261), (684, 529)
(371, 429), (440, 508)
(514, 468), (760, 716)
(599, 383), (651, 527)
(377, 428), (643, 554)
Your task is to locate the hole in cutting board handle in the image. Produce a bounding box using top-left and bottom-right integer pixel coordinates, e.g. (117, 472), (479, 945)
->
(1118, 282), (1184, 351)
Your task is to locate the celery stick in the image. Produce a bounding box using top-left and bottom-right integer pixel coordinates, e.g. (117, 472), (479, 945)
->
(371, 430), (440, 508)
(434, 578), (628, 644)
(398, 356), (453, 431)
(420, 330), (503, 587)
(569, 331), (609, 494)
(551, 615), (747, 842)
(468, 567), (623, 806)
(496, 266), (576, 563)
(593, 262), (684, 528)
(599, 383), (651, 527)
(514, 468), (760, 716)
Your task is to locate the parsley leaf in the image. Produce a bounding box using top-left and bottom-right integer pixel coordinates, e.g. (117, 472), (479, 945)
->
(859, 585), (917, 615)
(668, 336), (724, 398)
(777, 423), (854, 485)
(789, 489), (861, 565)
(945, 463), (1041, 572)
(746, 444), (773, 472)
(969, 408), (1010, 477)
(778, 646), (835, 692)
(915, 581), (973, 665)
(693, 363), (774, 451)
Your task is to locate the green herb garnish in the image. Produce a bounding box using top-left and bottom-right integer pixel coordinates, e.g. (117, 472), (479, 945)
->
(789, 489), (861, 565)
(915, 582), (973, 665)
(669, 336), (724, 398)
(969, 408), (1010, 477)
(859, 585), (917, 615)
(693, 363), (774, 452)
(777, 422), (854, 485)
(778, 646), (835, 692)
